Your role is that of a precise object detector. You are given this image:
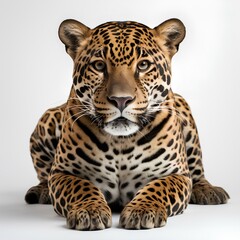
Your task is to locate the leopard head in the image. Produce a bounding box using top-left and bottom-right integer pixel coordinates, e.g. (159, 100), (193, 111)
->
(59, 19), (185, 136)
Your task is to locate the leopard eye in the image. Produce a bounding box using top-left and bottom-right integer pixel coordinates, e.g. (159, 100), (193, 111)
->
(92, 60), (106, 72)
(137, 60), (151, 72)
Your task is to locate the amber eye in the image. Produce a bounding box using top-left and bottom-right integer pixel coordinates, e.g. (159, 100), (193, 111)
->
(92, 60), (106, 72)
(137, 60), (151, 72)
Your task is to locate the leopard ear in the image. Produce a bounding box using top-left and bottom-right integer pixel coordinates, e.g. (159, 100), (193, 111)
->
(154, 18), (185, 58)
(58, 19), (90, 59)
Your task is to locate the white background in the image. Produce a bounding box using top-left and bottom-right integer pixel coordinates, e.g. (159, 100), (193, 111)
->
(0, 0), (240, 239)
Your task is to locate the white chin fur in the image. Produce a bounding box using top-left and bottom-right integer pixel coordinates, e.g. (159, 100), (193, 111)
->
(103, 121), (139, 136)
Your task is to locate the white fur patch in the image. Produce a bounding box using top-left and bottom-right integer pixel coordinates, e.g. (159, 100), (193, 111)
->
(103, 119), (139, 136)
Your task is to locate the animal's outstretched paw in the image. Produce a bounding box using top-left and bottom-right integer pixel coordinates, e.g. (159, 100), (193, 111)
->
(119, 203), (167, 229)
(190, 180), (230, 204)
(25, 182), (51, 204)
(67, 201), (112, 230)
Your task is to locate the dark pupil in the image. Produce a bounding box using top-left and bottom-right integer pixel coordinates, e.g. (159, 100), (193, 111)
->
(96, 61), (104, 70)
(139, 61), (148, 69)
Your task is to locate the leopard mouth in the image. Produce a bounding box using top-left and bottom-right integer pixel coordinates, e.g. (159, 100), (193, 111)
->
(103, 117), (139, 136)
(113, 117), (130, 124)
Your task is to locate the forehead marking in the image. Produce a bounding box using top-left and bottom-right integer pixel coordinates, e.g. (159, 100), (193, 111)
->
(87, 22), (161, 67)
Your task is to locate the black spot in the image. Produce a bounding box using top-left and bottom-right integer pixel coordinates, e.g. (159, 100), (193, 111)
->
(170, 153), (177, 161)
(130, 165), (138, 170)
(187, 147), (193, 156)
(167, 139), (174, 147)
(146, 196), (153, 201)
(82, 194), (92, 201)
(83, 187), (90, 192)
(156, 191), (161, 197)
(83, 182), (90, 186)
(178, 192), (184, 202)
(105, 155), (114, 160)
(51, 138), (58, 148)
(133, 174), (141, 180)
(121, 165), (127, 170)
(167, 75), (171, 85)
(96, 178), (103, 183)
(122, 147), (134, 154)
(84, 142), (93, 150)
(147, 188), (155, 192)
(121, 182), (129, 189)
(76, 89), (83, 98)
(56, 202), (62, 215)
(135, 182), (142, 188)
(40, 155), (51, 161)
(73, 180), (81, 186)
(105, 166), (115, 172)
(164, 154), (170, 161)
(188, 158), (195, 165)
(166, 205), (171, 216)
(104, 39), (110, 45)
(143, 167), (150, 172)
(55, 189), (61, 199)
(60, 144), (66, 154)
(161, 89), (169, 97)
(186, 131), (192, 142)
(172, 167), (179, 174)
(137, 114), (170, 145)
(177, 204), (184, 214)
(113, 149), (119, 155)
(172, 203), (180, 213)
(73, 185), (81, 194)
(67, 153), (75, 161)
(60, 197), (66, 207)
(76, 147), (102, 167)
(141, 148), (166, 163)
(157, 85), (164, 92)
(72, 163), (81, 169)
(69, 135), (78, 146)
(162, 181), (167, 187)
(135, 154), (142, 160)
(108, 182), (115, 188)
(127, 191), (134, 200)
(73, 76), (78, 85)
(157, 64), (164, 75)
(155, 161), (163, 167)
(36, 161), (45, 168)
(193, 169), (201, 176)
(193, 148), (198, 155)
(72, 169), (80, 175)
(104, 190), (112, 202)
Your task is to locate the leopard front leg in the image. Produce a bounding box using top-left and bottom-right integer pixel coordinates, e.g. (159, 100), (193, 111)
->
(120, 175), (191, 229)
(49, 172), (112, 230)
(25, 105), (64, 204)
(174, 95), (230, 204)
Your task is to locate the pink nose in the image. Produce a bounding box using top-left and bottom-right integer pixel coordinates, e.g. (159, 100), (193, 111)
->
(108, 96), (134, 112)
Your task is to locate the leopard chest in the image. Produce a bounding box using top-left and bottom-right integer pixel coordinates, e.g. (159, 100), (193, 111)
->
(66, 132), (187, 206)
(60, 114), (187, 206)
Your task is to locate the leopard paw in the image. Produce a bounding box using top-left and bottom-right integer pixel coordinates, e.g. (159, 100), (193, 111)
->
(25, 182), (51, 204)
(190, 180), (230, 205)
(67, 201), (112, 230)
(119, 204), (167, 229)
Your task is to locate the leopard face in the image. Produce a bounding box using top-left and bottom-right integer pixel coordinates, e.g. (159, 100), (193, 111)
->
(59, 19), (185, 136)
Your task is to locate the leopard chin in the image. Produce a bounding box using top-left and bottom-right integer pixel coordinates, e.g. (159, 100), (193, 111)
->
(103, 117), (139, 136)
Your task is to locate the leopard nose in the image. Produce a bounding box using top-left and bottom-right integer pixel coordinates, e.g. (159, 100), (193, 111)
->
(108, 96), (134, 112)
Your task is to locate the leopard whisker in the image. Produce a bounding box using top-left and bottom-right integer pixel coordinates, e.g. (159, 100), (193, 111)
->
(63, 109), (90, 130)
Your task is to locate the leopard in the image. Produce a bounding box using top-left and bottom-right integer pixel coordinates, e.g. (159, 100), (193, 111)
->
(25, 18), (229, 230)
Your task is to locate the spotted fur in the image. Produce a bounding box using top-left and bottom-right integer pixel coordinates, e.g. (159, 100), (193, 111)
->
(25, 19), (229, 230)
